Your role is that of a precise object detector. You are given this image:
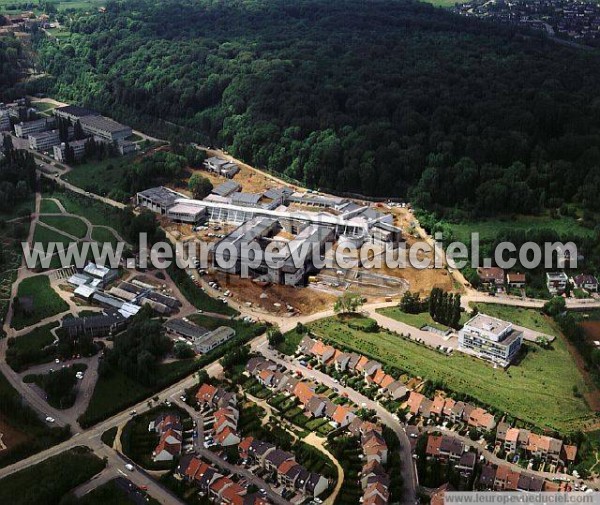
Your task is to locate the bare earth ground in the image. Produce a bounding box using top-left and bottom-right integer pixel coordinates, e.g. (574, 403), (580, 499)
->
(211, 271), (335, 315)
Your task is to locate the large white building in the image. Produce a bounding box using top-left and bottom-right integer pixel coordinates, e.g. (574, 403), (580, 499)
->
(458, 313), (523, 367)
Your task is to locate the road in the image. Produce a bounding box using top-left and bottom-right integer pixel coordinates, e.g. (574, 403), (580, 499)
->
(253, 338), (418, 505)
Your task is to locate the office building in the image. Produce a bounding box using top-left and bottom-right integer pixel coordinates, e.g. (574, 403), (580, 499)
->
(28, 129), (60, 151)
(79, 115), (132, 143)
(458, 313), (523, 367)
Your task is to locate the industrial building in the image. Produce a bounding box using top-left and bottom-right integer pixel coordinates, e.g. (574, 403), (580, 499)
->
(28, 129), (60, 151)
(163, 318), (236, 354)
(79, 115), (132, 143)
(54, 105), (100, 123)
(166, 202), (206, 224)
(458, 314), (523, 367)
(267, 224), (335, 286)
(212, 180), (241, 197)
(53, 139), (88, 162)
(136, 186), (185, 215)
(14, 117), (55, 138)
(195, 326), (236, 354)
(83, 262), (119, 287)
(204, 156), (240, 178)
(61, 311), (126, 338)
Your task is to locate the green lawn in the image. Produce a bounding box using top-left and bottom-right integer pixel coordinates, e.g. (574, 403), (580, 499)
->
(43, 189), (125, 232)
(39, 198), (62, 213)
(12, 276), (69, 330)
(31, 101), (57, 115)
(421, 0), (467, 6)
(448, 214), (595, 244)
(377, 308), (452, 331)
(0, 447), (105, 505)
(91, 226), (119, 248)
(308, 313), (593, 432)
(6, 322), (58, 372)
(40, 215), (88, 239)
(0, 0), (104, 13)
(470, 303), (557, 335)
(63, 156), (134, 197)
(31, 223), (83, 270)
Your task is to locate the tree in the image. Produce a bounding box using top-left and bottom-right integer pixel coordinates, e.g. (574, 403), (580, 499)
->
(267, 326), (283, 346)
(188, 173), (213, 199)
(543, 296), (566, 317)
(333, 292), (363, 314)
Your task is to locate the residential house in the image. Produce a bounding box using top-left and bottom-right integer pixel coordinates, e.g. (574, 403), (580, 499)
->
(477, 267), (505, 287)
(574, 274), (598, 292)
(477, 464), (497, 490)
(265, 449), (295, 473)
(438, 436), (464, 463)
(456, 452), (476, 476)
(406, 391), (425, 416)
(362, 430), (388, 464)
(332, 405), (355, 427)
(517, 474), (544, 492)
(507, 272), (526, 288)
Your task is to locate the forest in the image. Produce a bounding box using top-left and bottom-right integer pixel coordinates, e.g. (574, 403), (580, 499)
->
(28, 0), (600, 218)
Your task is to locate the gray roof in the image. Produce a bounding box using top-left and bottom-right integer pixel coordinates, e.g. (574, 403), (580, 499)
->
(212, 180), (241, 197)
(231, 192), (262, 206)
(265, 449), (294, 467)
(62, 313), (123, 330)
(55, 105), (99, 118)
(137, 186), (181, 207)
(80, 115), (130, 133)
(263, 187), (294, 200)
(164, 318), (208, 339)
(216, 217), (276, 249)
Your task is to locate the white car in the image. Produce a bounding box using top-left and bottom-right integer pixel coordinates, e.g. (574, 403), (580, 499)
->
(45, 416), (55, 423)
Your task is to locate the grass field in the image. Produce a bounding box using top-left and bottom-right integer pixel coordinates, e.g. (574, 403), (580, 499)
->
(31, 223), (80, 269)
(43, 189), (125, 232)
(12, 275), (69, 329)
(377, 307), (462, 331)
(0, 447), (105, 505)
(0, 0), (103, 13)
(63, 157), (134, 197)
(422, 0), (468, 6)
(40, 215), (88, 239)
(39, 198), (62, 213)
(91, 226), (119, 247)
(448, 214), (595, 244)
(307, 313), (593, 432)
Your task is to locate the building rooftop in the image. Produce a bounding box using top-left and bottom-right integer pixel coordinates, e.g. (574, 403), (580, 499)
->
(80, 115), (130, 133)
(138, 186), (184, 208)
(231, 192), (262, 206)
(55, 105), (99, 118)
(464, 313), (512, 336)
(164, 318), (209, 340)
(212, 180), (241, 197)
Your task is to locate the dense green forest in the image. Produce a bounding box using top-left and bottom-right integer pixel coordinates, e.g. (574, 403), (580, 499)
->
(0, 34), (24, 93)
(27, 0), (600, 217)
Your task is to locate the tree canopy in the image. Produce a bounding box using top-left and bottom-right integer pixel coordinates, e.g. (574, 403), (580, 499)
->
(29, 0), (600, 218)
